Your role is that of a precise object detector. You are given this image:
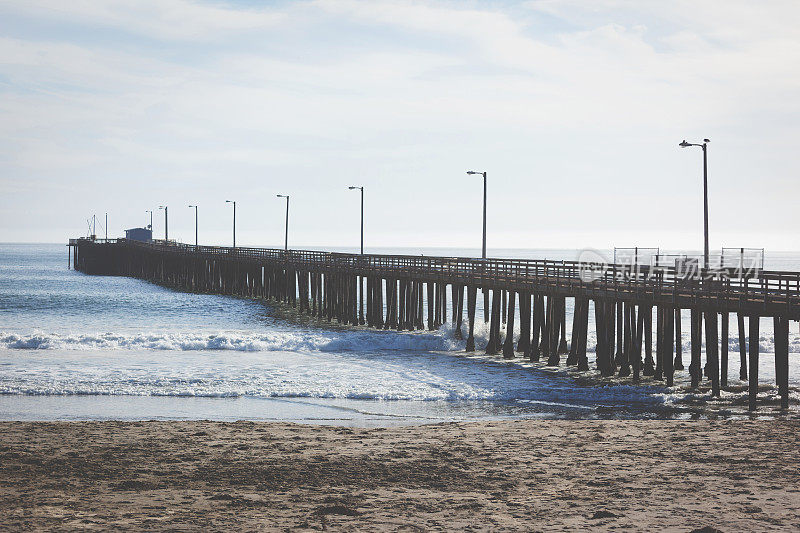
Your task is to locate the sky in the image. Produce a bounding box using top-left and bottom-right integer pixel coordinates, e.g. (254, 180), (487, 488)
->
(1, 0), (798, 252)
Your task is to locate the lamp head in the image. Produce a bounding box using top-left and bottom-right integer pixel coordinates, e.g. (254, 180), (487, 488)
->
(466, 171), (479, 175)
(158, 205), (165, 209)
(225, 200), (232, 203)
(703, 138), (710, 143)
(679, 140), (690, 148)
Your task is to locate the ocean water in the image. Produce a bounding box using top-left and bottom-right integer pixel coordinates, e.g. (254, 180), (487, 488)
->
(0, 243), (797, 425)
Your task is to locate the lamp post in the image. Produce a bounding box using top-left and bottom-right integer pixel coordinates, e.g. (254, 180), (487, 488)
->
(225, 200), (236, 248)
(188, 205), (198, 247)
(467, 170), (489, 323)
(679, 139), (710, 267)
(145, 210), (153, 231)
(349, 186), (365, 324)
(348, 186), (364, 254)
(277, 195), (289, 251)
(466, 171), (487, 259)
(158, 205), (168, 241)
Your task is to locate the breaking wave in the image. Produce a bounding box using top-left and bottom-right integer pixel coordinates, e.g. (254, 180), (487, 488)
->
(0, 329), (460, 353)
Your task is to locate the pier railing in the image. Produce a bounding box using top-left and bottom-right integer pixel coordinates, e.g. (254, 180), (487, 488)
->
(102, 238), (800, 318)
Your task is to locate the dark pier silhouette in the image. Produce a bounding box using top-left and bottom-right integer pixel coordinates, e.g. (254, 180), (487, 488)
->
(69, 238), (799, 411)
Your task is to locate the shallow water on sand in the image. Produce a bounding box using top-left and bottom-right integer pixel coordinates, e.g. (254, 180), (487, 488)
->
(0, 243), (798, 424)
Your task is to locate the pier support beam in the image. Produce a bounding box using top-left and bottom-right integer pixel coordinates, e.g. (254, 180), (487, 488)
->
(774, 316), (790, 409)
(690, 309), (702, 388)
(674, 308), (684, 370)
(737, 313), (747, 381)
(529, 294), (543, 362)
(486, 289), (502, 355)
(633, 304), (644, 382)
(576, 298), (590, 371)
(502, 290), (516, 359)
(558, 297), (568, 354)
(452, 284), (464, 339)
(643, 305), (654, 376)
(720, 313), (729, 388)
(704, 311), (720, 397)
(517, 292), (531, 355)
(618, 302), (632, 378)
(663, 306), (675, 386)
(427, 281), (435, 330)
(546, 295), (561, 366)
(655, 306), (664, 381)
(748, 315), (760, 411)
(466, 285), (477, 352)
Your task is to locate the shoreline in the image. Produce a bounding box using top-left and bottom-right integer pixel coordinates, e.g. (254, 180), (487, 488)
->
(2, 386), (799, 425)
(1, 420), (799, 531)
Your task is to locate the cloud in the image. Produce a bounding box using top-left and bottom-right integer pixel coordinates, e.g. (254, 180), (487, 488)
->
(0, 0), (798, 247)
(3, 0), (284, 41)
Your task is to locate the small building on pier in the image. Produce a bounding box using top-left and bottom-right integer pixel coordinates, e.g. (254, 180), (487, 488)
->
(124, 227), (152, 242)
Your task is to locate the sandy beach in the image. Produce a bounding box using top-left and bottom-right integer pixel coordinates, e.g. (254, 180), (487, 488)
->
(0, 420), (798, 531)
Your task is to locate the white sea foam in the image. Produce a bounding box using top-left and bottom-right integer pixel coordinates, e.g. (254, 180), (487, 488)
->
(0, 329), (460, 353)
(4, 319), (798, 357)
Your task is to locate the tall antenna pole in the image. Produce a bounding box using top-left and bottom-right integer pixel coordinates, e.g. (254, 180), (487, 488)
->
(105, 213), (108, 240)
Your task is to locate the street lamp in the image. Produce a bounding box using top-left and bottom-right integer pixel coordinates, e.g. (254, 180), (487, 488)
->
(466, 171), (487, 259)
(158, 206), (168, 241)
(188, 205), (198, 247)
(145, 210), (153, 231)
(277, 195), (289, 251)
(225, 200), (236, 248)
(679, 138), (711, 266)
(348, 186), (364, 254)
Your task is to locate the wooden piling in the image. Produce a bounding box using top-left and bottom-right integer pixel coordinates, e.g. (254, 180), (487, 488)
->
(674, 308), (684, 370)
(566, 297), (580, 366)
(486, 289), (502, 355)
(517, 292), (531, 355)
(720, 312), (729, 388)
(774, 316), (789, 409)
(690, 309), (701, 388)
(633, 304), (643, 382)
(503, 291), (516, 358)
(466, 285), (477, 352)
(737, 313), (747, 380)
(704, 311), (720, 396)
(655, 306), (664, 381)
(748, 315), (759, 411)
(643, 305), (654, 376)
(558, 297), (568, 354)
(427, 281), (435, 330)
(576, 298), (590, 371)
(547, 295), (560, 366)
(665, 305), (675, 386)
(529, 294), (542, 362)
(618, 302), (631, 377)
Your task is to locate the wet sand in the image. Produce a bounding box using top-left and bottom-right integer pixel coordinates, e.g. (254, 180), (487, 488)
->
(1, 420), (799, 531)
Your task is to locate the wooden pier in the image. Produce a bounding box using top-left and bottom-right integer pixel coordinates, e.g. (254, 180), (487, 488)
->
(69, 238), (800, 411)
